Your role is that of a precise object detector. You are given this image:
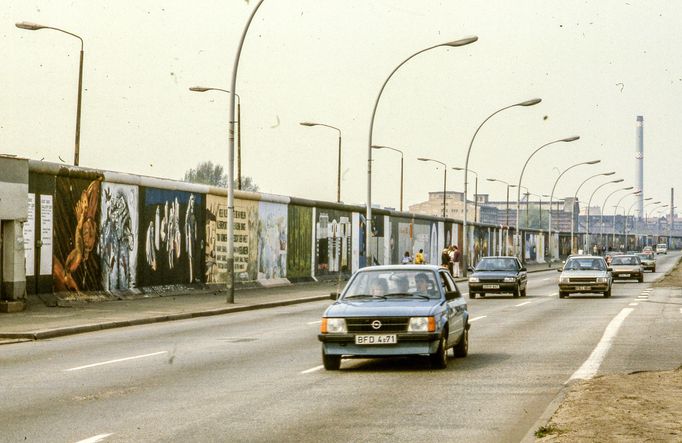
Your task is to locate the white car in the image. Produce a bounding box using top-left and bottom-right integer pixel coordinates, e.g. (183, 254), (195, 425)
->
(656, 243), (668, 255)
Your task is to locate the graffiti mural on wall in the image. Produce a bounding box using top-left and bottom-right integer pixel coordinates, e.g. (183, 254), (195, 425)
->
(99, 183), (138, 290)
(258, 202), (288, 280)
(53, 177), (102, 292)
(316, 209), (352, 275)
(287, 205), (313, 279)
(391, 218), (434, 265)
(473, 226), (489, 264)
(139, 188), (204, 286)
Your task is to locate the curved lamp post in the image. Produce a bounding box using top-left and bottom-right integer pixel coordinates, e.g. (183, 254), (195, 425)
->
(585, 178), (624, 251)
(189, 87), (243, 190)
(366, 36), (478, 264)
(453, 167), (478, 222)
(220, 0), (265, 302)
(570, 171), (615, 253)
(301, 122), (342, 202)
(418, 157), (448, 217)
(548, 160), (600, 261)
(612, 191), (641, 250)
(625, 197), (652, 247)
(600, 186), (633, 248)
(487, 178), (516, 255)
(462, 98), (541, 274)
(17, 21), (84, 166)
(372, 145), (404, 211)
(515, 136), (580, 258)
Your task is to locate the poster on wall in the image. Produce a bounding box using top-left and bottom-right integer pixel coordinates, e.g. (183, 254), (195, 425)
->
(24, 193), (35, 277)
(205, 195), (228, 283)
(316, 209), (352, 275)
(473, 226), (489, 265)
(39, 194), (53, 276)
(139, 188), (205, 286)
(53, 178), (101, 292)
(257, 201), (288, 280)
(99, 183), (138, 290)
(287, 205), (313, 280)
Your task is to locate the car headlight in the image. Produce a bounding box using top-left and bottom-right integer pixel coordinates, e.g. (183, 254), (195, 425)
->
(469, 277), (480, 283)
(559, 277), (570, 284)
(503, 277), (516, 283)
(408, 316), (436, 332)
(321, 318), (347, 334)
(596, 277), (608, 283)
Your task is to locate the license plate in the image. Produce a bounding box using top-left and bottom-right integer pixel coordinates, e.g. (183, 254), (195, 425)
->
(482, 284), (500, 289)
(355, 334), (397, 345)
(620, 273), (630, 277)
(576, 285), (591, 290)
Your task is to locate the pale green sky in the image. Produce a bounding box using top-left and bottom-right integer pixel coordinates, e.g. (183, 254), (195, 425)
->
(3, 1), (681, 214)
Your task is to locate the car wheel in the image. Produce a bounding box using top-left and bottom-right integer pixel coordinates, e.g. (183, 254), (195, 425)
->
(430, 335), (448, 369)
(604, 287), (612, 297)
(479, 293), (485, 298)
(559, 291), (567, 298)
(453, 328), (468, 358)
(653, 267), (656, 272)
(469, 292), (476, 299)
(322, 349), (341, 370)
(521, 286), (527, 297)
(513, 285), (521, 298)
(638, 276), (643, 283)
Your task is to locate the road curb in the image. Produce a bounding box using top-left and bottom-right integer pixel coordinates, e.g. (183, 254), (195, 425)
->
(520, 382), (572, 442)
(0, 295), (329, 343)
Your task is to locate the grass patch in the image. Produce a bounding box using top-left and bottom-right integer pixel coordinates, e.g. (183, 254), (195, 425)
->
(535, 424), (562, 438)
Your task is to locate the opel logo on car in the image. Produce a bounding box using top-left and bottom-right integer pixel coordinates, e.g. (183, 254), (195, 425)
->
(371, 320), (382, 330)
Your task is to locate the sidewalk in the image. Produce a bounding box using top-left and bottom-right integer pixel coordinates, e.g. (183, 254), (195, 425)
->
(0, 262), (557, 344)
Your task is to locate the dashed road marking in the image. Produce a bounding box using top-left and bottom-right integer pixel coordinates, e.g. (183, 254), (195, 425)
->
(64, 351), (168, 372)
(75, 433), (113, 443)
(515, 301), (532, 307)
(469, 315), (487, 322)
(629, 302), (639, 306)
(301, 365), (324, 374)
(569, 308), (634, 381)
(548, 292), (558, 297)
(307, 320), (322, 325)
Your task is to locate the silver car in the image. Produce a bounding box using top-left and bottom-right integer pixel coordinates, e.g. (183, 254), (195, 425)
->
(610, 254), (644, 282)
(558, 255), (612, 298)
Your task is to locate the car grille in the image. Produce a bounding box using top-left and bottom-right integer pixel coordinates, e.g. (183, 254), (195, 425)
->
(346, 317), (410, 333)
(478, 278), (505, 283)
(569, 277), (597, 283)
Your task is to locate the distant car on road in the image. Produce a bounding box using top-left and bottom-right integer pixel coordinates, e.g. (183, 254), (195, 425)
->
(642, 246), (653, 254)
(610, 254), (644, 282)
(467, 256), (527, 299)
(318, 265), (469, 370)
(656, 243), (668, 255)
(557, 255), (612, 298)
(636, 253), (656, 272)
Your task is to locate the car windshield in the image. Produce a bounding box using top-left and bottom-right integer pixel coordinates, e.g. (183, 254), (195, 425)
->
(342, 269), (440, 299)
(475, 258), (518, 272)
(636, 254), (651, 260)
(611, 256), (639, 265)
(564, 257), (606, 271)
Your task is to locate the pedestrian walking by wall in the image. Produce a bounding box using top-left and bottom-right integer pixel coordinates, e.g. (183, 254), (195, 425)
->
(441, 246), (451, 272)
(414, 249), (425, 264)
(452, 245), (461, 277)
(401, 251), (413, 264)
(447, 245), (455, 276)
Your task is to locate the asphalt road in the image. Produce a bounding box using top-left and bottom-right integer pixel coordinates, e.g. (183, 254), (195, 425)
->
(2, 253), (681, 443)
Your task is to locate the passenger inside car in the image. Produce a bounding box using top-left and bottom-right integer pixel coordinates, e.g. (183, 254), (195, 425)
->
(370, 278), (388, 296)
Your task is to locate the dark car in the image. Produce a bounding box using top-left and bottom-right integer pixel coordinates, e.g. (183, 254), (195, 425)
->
(610, 254), (644, 282)
(467, 256), (527, 299)
(318, 265), (469, 370)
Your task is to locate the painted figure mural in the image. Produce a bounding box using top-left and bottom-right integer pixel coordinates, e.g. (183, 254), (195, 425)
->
(140, 189), (204, 286)
(316, 210), (351, 275)
(257, 202), (288, 280)
(53, 177), (102, 292)
(99, 183), (137, 290)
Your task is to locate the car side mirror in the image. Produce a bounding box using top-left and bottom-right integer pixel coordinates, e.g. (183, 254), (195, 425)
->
(607, 267), (613, 272)
(468, 267), (474, 273)
(446, 290), (460, 300)
(519, 267), (527, 272)
(557, 268), (563, 272)
(330, 292), (340, 300)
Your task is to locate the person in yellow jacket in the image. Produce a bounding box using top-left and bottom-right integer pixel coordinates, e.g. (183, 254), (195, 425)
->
(414, 249), (426, 264)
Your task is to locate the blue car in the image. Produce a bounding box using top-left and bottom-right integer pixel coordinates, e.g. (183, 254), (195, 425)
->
(317, 265), (470, 370)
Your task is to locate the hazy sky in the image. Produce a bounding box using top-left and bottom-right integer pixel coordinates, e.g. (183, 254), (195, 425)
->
(4, 1), (682, 215)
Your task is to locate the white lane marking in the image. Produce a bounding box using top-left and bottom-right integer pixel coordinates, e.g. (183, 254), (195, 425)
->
(679, 308), (682, 315)
(542, 278), (551, 281)
(469, 315), (487, 322)
(569, 308), (634, 381)
(301, 365), (324, 374)
(64, 351), (168, 372)
(307, 320), (322, 325)
(515, 301), (532, 307)
(74, 434), (113, 443)
(548, 292), (558, 297)
(629, 302), (639, 306)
